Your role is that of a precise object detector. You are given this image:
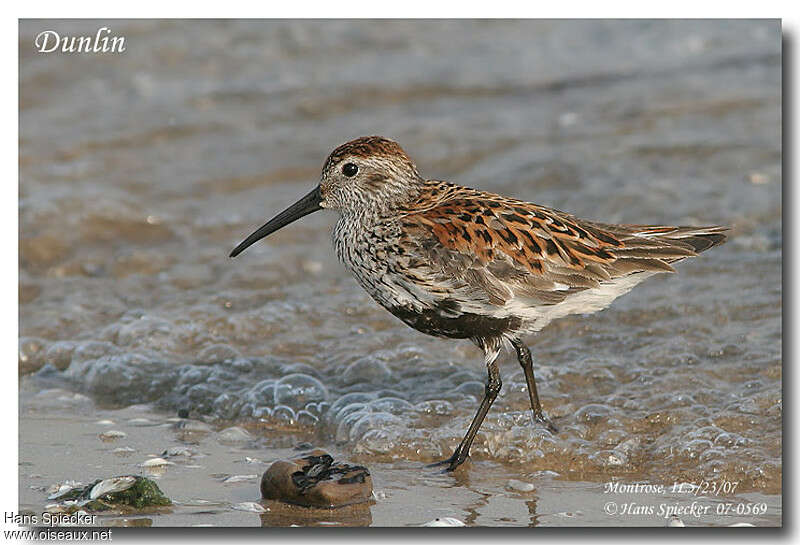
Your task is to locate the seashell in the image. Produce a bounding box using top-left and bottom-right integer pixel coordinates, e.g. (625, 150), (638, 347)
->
(89, 476), (137, 500)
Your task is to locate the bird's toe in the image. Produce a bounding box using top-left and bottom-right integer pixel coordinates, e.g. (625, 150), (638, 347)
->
(536, 412), (558, 433)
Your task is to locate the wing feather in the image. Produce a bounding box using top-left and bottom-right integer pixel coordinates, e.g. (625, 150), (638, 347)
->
(396, 183), (727, 312)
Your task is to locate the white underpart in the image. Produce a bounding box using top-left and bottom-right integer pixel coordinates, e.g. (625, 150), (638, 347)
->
(502, 271), (658, 333)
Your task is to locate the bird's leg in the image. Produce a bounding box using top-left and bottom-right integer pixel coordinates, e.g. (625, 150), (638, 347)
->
(511, 338), (557, 433)
(428, 344), (502, 471)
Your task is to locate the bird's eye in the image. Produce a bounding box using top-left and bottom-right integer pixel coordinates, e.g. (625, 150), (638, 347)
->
(342, 163), (358, 177)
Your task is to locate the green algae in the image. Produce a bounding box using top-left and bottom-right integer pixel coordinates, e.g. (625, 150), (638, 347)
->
(102, 476), (171, 509)
(51, 476), (171, 511)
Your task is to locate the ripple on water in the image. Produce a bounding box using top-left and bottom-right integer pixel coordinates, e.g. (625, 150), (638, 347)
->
(341, 355), (393, 385)
(273, 373), (328, 410)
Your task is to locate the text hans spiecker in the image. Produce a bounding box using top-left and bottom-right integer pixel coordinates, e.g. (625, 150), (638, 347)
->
(4, 510), (98, 526)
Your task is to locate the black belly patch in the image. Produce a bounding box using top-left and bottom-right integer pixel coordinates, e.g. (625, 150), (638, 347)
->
(388, 300), (520, 339)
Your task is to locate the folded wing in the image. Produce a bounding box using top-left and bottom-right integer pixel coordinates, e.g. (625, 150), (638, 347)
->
(397, 183), (727, 316)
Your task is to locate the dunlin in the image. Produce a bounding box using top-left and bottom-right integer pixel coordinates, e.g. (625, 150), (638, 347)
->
(231, 136), (727, 471)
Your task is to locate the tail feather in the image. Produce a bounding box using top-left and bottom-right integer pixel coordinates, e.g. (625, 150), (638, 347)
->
(631, 225), (729, 254)
(590, 223), (728, 268)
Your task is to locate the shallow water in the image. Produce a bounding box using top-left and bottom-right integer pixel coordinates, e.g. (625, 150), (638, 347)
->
(19, 20), (781, 525)
(18, 401), (781, 527)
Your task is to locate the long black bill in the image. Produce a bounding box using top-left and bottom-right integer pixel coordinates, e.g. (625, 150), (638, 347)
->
(229, 185), (322, 258)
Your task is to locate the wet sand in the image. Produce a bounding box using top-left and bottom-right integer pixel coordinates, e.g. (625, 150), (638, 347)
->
(19, 386), (780, 527)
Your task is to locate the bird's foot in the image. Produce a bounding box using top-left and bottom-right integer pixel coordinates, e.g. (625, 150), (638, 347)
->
(535, 411), (558, 433)
(425, 450), (468, 472)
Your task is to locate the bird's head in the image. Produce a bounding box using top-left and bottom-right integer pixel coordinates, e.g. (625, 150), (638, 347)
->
(318, 135), (422, 212)
(230, 136), (422, 258)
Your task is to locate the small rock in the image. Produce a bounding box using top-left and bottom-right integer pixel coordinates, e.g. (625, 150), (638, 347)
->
(44, 341), (77, 371)
(506, 479), (535, 492)
(666, 515), (685, 527)
(555, 511), (582, 518)
(95, 420), (115, 426)
(260, 449), (373, 508)
(99, 430), (126, 441)
(232, 502), (267, 513)
(19, 337), (48, 374)
(161, 446), (196, 458)
(223, 474), (257, 484)
(141, 458), (174, 467)
(244, 456), (264, 464)
(423, 517), (466, 527)
(127, 418), (156, 427)
(217, 426), (252, 444)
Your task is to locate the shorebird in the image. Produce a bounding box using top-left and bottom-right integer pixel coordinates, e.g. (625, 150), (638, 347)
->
(230, 136), (727, 471)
